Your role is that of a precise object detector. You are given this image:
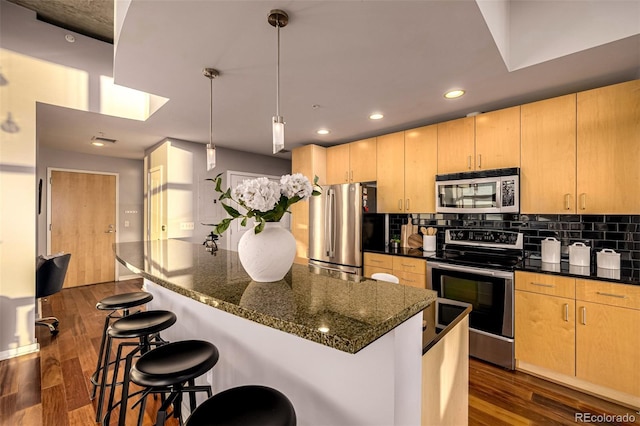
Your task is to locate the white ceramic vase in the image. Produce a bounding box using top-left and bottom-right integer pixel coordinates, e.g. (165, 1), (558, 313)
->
(238, 221), (296, 282)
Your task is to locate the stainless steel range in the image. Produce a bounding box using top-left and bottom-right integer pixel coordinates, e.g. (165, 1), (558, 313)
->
(426, 229), (524, 370)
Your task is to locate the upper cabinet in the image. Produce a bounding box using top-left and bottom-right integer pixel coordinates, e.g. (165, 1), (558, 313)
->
(437, 117), (475, 173)
(326, 138), (376, 184)
(521, 94), (577, 214)
(576, 80), (640, 214)
(475, 106), (521, 170)
(376, 126), (437, 214)
(405, 125), (438, 213)
(437, 107), (520, 174)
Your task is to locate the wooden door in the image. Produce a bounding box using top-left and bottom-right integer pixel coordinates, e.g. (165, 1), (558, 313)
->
(576, 301), (640, 396)
(50, 170), (116, 287)
(577, 80), (640, 214)
(326, 144), (350, 185)
(349, 137), (377, 182)
(521, 94), (577, 214)
(376, 132), (405, 213)
(405, 125), (437, 213)
(437, 116), (475, 173)
(475, 106), (521, 170)
(515, 291), (575, 376)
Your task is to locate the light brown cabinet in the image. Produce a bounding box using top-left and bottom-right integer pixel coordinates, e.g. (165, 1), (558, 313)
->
(326, 138), (376, 184)
(437, 117), (475, 174)
(474, 106), (521, 170)
(575, 279), (640, 397)
(291, 144), (326, 265)
(516, 271), (640, 405)
(521, 94), (577, 213)
(376, 126), (437, 213)
(576, 79), (640, 214)
(437, 107), (520, 174)
(515, 272), (576, 376)
(363, 253), (426, 289)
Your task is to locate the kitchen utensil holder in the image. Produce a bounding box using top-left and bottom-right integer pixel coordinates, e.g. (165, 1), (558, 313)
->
(423, 235), (436, 252)
(596, 249), (620, 270)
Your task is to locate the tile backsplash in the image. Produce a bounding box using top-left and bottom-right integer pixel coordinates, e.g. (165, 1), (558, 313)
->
(389, 213), (640, 269)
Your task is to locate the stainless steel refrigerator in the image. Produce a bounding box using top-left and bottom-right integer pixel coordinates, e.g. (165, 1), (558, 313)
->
(309, 183), (374, 275)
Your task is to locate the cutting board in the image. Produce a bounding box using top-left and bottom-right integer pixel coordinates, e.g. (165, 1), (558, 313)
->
(408, 233), (423, 248)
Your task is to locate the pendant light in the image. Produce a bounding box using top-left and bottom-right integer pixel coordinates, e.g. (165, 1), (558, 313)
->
(268, 9), (288, 154)
(203, 67), (219, 171)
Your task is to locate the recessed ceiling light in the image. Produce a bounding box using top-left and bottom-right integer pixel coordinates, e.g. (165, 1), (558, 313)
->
(65, 34), (75, 43)
(317, 129), (330, 135)
(444, 89), (465, 99)
(92, 141), (104, 147)
(369, 113), (384, 120)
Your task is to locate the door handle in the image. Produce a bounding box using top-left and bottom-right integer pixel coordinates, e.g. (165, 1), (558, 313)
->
(478, 154), (482, 169)
(580, 193), (587, 210)
(467, 155), (472, 169)
(581, 306), (586, 325)
(105, 224), (115, 233)
(350, 170), (353, 182)
(405, 199), (410, 211)
(398, 199), (403, 211)
(564, 304), (569, 322)
(564, 194), (571, 210)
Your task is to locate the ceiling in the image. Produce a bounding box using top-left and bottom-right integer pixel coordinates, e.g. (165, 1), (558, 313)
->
(2, 0), (640, 160)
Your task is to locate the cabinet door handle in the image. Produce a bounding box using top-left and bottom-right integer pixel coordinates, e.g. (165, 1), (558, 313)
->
(581, 306), (587, 325)
(405, 279), (416, 283)
(478, 154), (482, 169)
(564, 304), (569, 322)
(401, 264), (415, 268)
(467, 155), (472, 169)
(405, 199), (410, 210)
(398, 199), (403, 210)
(580, 193), (586, 210)
(564, 194), (571, 210)
(345, 171), (348, 182)
(531, 282), (554, 288)
(369, 259), (383, 263)
(350, 170), (353, 182)
(596, 291), (626, 299)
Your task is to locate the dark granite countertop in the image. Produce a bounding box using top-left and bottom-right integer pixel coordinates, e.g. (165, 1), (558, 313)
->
(115, 240), (436, 354)
(364, 248), (639, 286)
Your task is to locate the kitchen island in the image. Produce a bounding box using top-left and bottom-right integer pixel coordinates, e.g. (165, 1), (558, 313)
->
(114, 240), (449, 425)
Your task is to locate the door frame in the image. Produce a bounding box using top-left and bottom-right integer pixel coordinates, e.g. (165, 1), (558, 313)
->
(46, 167), (121, 280)
(224, 170), (283, 251)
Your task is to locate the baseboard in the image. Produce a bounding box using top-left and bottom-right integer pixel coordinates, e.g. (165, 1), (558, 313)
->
(0, 342), (40, 361)
(517, 360), (640, 410)
(118, 274), (140, 281)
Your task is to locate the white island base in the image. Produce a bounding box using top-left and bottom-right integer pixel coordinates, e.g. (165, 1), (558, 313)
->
(144, 279), (424, 425)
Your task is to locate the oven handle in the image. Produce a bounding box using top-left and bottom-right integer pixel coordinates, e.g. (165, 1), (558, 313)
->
(428, 261), (514, 280)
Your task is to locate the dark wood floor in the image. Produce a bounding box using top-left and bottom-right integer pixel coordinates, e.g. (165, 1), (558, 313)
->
(1, 279), (638, 425)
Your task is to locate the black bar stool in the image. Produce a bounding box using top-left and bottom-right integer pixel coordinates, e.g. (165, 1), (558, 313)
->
(90, 291), (154, 400)
(129, 340), (220, 426)
(184, 385), (296, 426)
(97, 310), (176, 424)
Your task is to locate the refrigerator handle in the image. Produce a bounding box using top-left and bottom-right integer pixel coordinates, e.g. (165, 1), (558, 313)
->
(329, 190), (336, 257)
(325, 189), (334, 257)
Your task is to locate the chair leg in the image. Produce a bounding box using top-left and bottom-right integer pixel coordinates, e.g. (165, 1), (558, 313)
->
(188, 379), (197, 412)
(137, 393), (149, 426)
(117, 346), (140, 426)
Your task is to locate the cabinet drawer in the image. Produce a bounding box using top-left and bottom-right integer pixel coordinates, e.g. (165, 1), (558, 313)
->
(396, 270), (426, 289)
(515, 271), (575, 298)
(363, 253), (393, 269)
(392, 256), (426, 274)
(576, 279), (640, 310)
(364, 265), (393, 279)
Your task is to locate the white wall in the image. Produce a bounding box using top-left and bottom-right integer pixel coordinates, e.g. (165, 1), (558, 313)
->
(144, 139), (291, 247)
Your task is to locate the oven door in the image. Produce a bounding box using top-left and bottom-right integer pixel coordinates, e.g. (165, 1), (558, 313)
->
(427, 261), (513, 338)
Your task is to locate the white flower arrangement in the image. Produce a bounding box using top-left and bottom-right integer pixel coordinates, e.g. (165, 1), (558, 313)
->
(210, 173), (321, 234)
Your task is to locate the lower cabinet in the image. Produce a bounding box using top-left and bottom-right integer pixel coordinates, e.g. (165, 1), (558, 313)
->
(515, 272), (640, 406)
(363, 253), (426, 289)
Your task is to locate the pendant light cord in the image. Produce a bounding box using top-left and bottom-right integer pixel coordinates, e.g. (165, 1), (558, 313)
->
(276, 21), (280, 118)
(209, 75), (213, 148)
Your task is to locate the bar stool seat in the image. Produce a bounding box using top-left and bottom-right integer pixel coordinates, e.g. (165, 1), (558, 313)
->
(99, 310), (177, 425)
(91, 291), (153, 401)
(130, 340), (219, 426)
(96, 291), (153, 311)
(185, 385), (296, 426)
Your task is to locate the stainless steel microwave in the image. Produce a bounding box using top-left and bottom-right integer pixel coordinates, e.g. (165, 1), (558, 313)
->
(435, 168), (520, 214)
